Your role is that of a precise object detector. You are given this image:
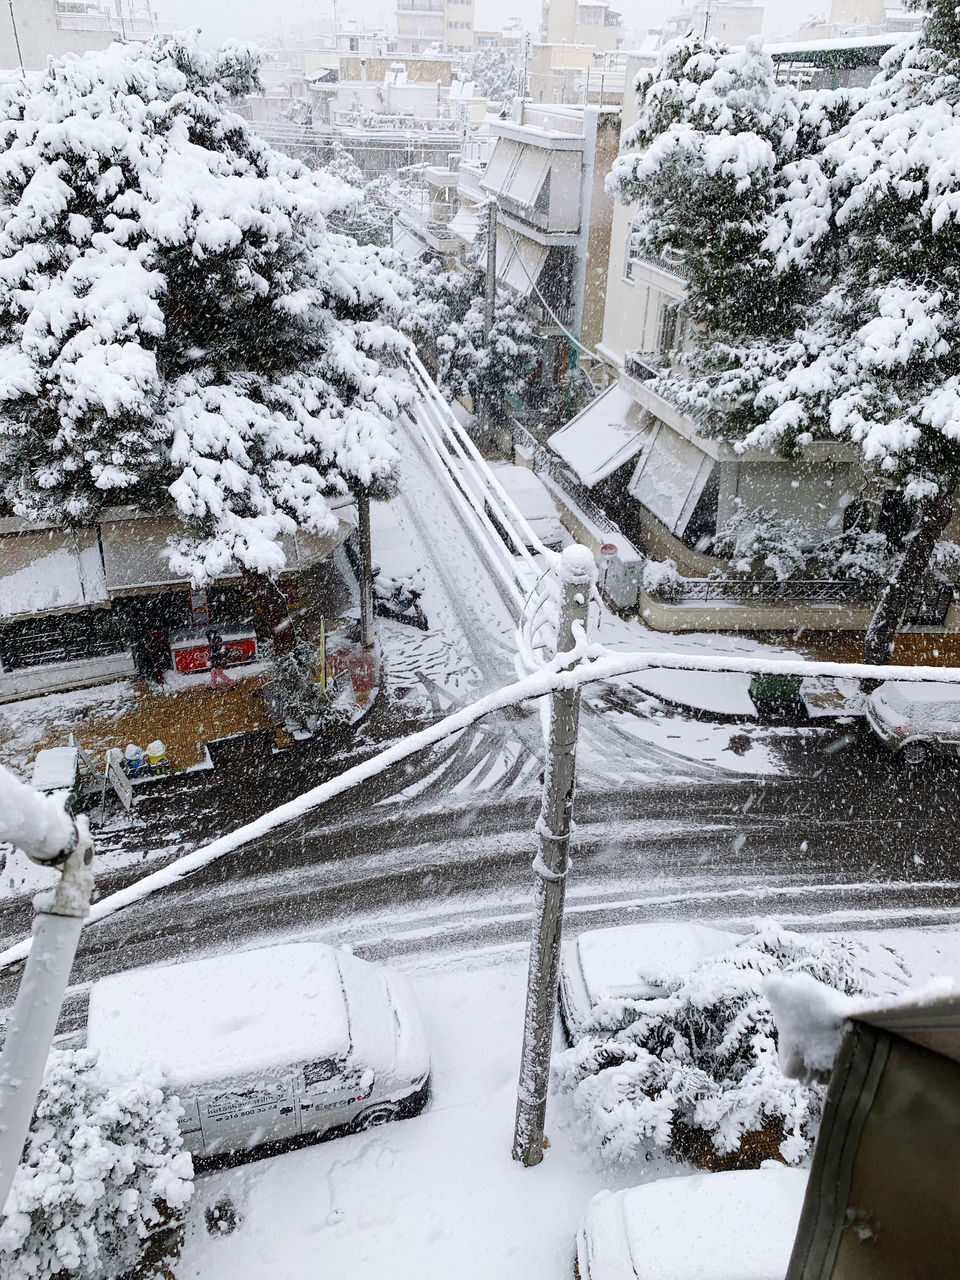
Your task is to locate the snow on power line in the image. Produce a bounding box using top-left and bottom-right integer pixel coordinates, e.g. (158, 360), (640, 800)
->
(2, 643), (960, 972)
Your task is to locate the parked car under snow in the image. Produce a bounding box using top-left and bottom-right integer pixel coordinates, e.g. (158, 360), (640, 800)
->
(576, 1166), (808, 1280)
(86, 942), (430, 1164)
(865, 680), (960, 765)
(558, 922), (740, 1041)
(486, 462), (564, 553)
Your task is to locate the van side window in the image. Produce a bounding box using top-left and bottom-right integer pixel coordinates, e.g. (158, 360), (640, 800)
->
(304, 1058), (342, 1087)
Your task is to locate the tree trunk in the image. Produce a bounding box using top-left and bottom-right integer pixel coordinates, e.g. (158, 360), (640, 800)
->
(863, 482), (957, 668)
(240, 567), (296, 658)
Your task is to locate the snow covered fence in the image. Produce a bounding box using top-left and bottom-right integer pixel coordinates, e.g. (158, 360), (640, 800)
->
(2, 646), (960, 971)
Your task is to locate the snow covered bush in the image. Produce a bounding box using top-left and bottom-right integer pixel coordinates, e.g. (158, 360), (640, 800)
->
(0, 1050), (193, 1280)
(556, 921), (891, 1169)
(271, 638), (350, 733)
(641, 557), (684, 602)
(0, 35), (411, 590)
(712, 500), (892, 585)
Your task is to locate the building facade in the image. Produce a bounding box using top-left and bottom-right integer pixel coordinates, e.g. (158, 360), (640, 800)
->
(394, 0), (476, 54)
(2, 0), (166, 72)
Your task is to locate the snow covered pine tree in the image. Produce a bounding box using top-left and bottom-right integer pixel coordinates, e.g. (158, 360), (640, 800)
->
(0, 36), (411, 666)
(612, 9), (960, 663)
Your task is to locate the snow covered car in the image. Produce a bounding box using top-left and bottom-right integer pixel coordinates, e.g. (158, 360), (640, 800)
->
(86, 942), (430, 1164)
(576, 1166), (808, 1280)
(865, 680), (960, 765)
(486, 463), (564, 553)
(559, 922), (740, 1041)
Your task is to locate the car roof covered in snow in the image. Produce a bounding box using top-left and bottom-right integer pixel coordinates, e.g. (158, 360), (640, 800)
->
(617, 1167), (807, 1279)
(874, 681), (960, 715)
(87, 942), (352, 1089)
(489, 462), (560, 522)
(575, 922), (741, 1005)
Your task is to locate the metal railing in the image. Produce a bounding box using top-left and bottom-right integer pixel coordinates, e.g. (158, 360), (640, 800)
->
(513, 422), (636, 547)
(663, 578), (877, 606)
(627, 245), (691, 282)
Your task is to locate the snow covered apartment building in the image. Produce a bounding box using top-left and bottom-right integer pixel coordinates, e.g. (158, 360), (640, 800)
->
(527, 45), (960, 645)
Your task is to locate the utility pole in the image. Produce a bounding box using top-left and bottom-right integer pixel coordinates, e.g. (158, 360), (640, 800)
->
(513, 545), (594, 1166)
(479, 196), (498, 444)
(0, 768), (95, 1209)
(357, 486), (376, 650)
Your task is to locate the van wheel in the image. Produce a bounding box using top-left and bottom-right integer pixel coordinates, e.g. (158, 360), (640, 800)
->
(355, 1104), (398, 1131)
(901, 740), (930, 767)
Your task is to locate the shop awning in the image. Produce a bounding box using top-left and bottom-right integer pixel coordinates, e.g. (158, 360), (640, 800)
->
(0, 529), (107, 620)
(548, 385), (652, 488)
(627, 423), (716, 536)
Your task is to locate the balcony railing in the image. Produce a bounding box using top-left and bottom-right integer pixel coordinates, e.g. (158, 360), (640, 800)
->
(663, 578), (877, 606)
(627, 244), (691, 282)
(513, 422), (629, 543)
(56, 10), (113, 30)
(624, 350), (665, 382)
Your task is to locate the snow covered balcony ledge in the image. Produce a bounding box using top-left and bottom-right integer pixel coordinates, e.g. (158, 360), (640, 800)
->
(0, 652), (136, 705)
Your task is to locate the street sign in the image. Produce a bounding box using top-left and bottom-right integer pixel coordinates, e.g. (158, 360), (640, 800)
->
(103, 748), (133, 811)
(599, 543), (617, 559)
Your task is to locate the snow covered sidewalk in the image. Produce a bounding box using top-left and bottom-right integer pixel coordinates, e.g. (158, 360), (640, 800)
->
(178, 956), (636, 1280)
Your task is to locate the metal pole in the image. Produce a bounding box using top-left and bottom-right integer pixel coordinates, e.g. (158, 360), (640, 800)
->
(513, 545), (594, 1166)
(358, 487), (375, 650)
(0, 826), (94, 1210)
(479, 197), (498, 443)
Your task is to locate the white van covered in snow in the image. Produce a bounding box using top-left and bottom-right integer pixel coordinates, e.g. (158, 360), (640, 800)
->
(87, 942), (430, 1163)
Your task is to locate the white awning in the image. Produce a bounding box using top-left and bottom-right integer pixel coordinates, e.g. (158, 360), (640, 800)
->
(548, 385), (652, 488)
(448, 202), (482, 243)
(480, 138), (520, 196)
(502, 148), (551, 208)
(497, 227), (548, 296)
(627, 423), (716, 535)
(391, 222), (428, 261)
(0, 529), (107, 620)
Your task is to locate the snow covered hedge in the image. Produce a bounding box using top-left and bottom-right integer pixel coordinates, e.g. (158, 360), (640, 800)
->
(0, 1050), (193, 1280)
(556, 922), (892, 1169)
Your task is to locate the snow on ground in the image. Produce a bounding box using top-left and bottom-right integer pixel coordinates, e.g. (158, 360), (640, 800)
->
(177, 925), (960, 1280)
(178, 953), (639, 1280)
(0, 680), (136, 777)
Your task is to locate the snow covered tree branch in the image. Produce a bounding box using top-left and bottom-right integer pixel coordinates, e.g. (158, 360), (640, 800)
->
(0, 35), (413, 593)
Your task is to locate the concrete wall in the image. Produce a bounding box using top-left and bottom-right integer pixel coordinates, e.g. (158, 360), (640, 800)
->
(580, 108), (620, 352)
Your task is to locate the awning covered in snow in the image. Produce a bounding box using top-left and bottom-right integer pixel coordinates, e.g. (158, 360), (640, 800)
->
(0, 528), (107, 620)
(390, 222), (428, 262)
(496, 227), (548, 296)
(548, 385), (652, 488)
(502, 148), (551, 208)
(448, 202), (482, 243)
(627, 422), (716, 536)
